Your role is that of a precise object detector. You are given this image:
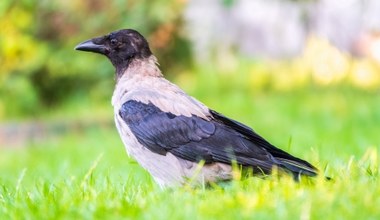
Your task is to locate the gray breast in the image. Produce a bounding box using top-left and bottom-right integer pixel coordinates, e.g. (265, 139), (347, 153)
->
(112, 74), (231, 187)
(115, 112), (232, 187)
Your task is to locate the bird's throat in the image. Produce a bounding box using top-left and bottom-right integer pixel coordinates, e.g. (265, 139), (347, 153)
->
(115, 56), (163, 81)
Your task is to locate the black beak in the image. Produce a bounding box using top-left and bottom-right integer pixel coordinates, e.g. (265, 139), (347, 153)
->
(75, 39), (108, 54)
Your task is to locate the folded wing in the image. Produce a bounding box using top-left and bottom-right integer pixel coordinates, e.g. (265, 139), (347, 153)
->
(119, 100), (318, 178)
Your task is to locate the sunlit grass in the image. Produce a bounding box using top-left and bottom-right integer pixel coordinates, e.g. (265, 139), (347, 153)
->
(1, 85), (379, 219)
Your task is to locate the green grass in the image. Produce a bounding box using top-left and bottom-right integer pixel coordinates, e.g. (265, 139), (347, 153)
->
(1, 83), (380, 219)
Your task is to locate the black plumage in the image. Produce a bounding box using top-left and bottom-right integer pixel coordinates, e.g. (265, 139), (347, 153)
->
(75, 28), (320, 186)
(120, 100), (317, 178)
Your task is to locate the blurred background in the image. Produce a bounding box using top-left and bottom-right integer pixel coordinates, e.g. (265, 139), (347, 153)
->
(1, 0), (380, 169)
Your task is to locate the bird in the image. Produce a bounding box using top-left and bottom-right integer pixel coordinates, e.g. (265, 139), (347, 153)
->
(75, 29), (318, 187)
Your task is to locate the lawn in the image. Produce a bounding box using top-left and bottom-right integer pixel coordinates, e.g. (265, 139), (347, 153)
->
(1, 78), (379, 219)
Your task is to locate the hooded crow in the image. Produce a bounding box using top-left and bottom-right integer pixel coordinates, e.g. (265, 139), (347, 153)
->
(75, 29), (318, 187)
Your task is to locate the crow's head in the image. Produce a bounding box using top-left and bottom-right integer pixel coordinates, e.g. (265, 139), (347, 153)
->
(75, 29), (152, 74)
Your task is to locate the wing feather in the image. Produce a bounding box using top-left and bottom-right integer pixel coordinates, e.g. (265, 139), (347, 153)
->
(119, 100), (317, 177)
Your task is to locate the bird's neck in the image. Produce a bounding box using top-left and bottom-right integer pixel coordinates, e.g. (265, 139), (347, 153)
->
(116, 55), (163, 81)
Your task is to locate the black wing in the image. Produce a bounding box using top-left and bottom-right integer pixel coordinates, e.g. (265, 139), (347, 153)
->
(119, 100), (317, 176)
(210, 110), (318, 176)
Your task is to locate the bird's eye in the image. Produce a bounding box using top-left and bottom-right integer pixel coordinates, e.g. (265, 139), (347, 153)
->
(110, 38), (118, 45)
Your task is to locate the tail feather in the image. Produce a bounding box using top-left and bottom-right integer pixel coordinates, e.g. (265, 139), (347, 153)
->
(275, 157), (318, 179)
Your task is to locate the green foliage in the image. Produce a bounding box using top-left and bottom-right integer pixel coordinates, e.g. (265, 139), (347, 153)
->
(0, 0), (188, 118)
(1, 1), (379, 218)
(1, 87), (379, 219)
(1, 1), (379, 121)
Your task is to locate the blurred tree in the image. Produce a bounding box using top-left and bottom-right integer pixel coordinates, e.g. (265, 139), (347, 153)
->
(0, 0), (190, 119)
